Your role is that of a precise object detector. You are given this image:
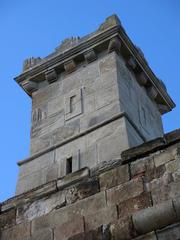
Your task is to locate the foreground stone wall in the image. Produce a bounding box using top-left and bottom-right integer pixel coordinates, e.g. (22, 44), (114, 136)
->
(1, 129), (180, 240)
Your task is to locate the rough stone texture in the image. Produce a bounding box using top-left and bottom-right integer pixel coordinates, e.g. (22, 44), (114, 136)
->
(1, 129), (180, 239)
(106, 177), (144, 206)
(157, 222), (180, 240)
(99, 164), (129, 190)
(132, 200), (177, 234)
(54, 216), (84, 240)
(0, 222), (30, 240)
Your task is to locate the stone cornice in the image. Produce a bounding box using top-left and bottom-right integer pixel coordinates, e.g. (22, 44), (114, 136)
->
(14, 15), (175, 113)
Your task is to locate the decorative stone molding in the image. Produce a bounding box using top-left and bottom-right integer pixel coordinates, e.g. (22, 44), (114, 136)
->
(84, 49), (97, 63)
(45, 68), (58, 84)
(21, 80), (38, 95)
(64, 59), (76, 74)
(23, 57), (41, 72)
(108, 37), (121, 54)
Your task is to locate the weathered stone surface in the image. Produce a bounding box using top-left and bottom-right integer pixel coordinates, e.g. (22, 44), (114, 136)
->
(57, 168), (90, 189)
(99, 164), (129, 190)
(118, 192), (152, 219)
(0, 208), (16, 229)
(166, 159), (180, 173)
(154, 151), (174, 167)
(64, 59), (76, 73)
(133, 232), (157, 240)
(132, 200), (177, 234)
(65, 178), (99, 205)
(147, 174), (180, 204)
(54, 216), (84, 240)
(0, 222), (30, 240)
(157, 222), (180, 240)
(130, 157), (154, 178)
(68, 226), (111, 240)
(85, 206), (118, 231)
(106, 177), (144, 206)
(121, 138), (165, 163)
(110, 217), (136, 240)
(16, 190), (66, 223)
(31, 228), (53, 240)
(31, 191), (106, 233)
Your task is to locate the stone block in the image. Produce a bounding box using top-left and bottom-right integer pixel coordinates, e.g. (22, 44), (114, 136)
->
(16, 190), (66, 223)
(106, 177), (144, 206)
(31, 228), (53, 240)
(57, 167), (90, 189)
(149, 176), (180, 204)
(173, 170), (180, 182)
(19, 151), (55, 179)
(99, 52), (117, 75)
(32, 191), (106, 233)
(0, 208), (16, 229)
(173, 197), (180, 219)
(16, 167), (48, 195)
(99, 164), (129, 190)
(65, 178), (99, 205)
(118, 192), (152, 219)
(110, 217), (136, 240)
(1, 222), (30, 240)
(133, 232), (157, 240)
(46, 163), (59, 182)
(54, 216), (84, 240)
(132, 200), (177, 235)
(130, 157), (154, 178)
(68, 226), (109, 240)
(85, 206), (118, 231)
(157, 222), (180, 240)
(154, 151), (174, 167)
(166, 159), (180, 173)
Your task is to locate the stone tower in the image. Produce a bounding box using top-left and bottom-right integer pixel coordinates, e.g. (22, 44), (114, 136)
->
(14, 15), (175, 195)
(1, 15), (180, 240)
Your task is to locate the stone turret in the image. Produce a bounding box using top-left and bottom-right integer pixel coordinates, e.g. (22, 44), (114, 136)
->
(1, 14), (180, 240)
(14, 14), (175, 195)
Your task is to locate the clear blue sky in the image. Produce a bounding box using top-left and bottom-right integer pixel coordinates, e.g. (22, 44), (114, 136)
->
(0, 0), (179, 202)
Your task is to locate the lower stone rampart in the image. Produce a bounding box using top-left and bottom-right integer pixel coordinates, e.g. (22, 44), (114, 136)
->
(0, 129), (180, 240)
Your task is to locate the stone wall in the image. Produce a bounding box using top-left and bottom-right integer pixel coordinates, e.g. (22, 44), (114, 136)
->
(1, 129), (180, 240)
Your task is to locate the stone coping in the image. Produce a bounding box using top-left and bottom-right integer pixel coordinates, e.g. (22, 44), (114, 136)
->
(122, 128), (180, 163)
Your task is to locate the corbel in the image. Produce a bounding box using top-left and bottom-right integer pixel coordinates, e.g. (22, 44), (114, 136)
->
(108, 37), (121, 54)
(21, 79), (38, 95)
(137, 72), (148, 86)
(84, 49), (97, 63)
(147, 85), (158, 100)
(45, 68), (58, 84)
(127, 56), (138, 72)
(64, 59), (76, 74)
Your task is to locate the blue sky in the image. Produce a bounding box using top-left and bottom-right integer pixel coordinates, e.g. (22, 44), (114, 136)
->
(0, 0), (179, 201)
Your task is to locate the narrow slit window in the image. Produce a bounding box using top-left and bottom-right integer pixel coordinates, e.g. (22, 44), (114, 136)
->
(66, 157), (72, 174)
